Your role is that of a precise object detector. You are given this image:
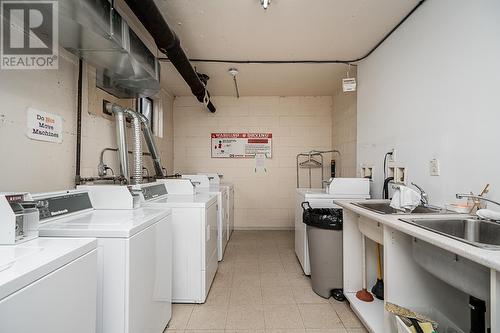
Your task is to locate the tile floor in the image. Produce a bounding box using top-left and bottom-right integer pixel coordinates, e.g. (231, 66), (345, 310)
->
(165, 230), (367, 333)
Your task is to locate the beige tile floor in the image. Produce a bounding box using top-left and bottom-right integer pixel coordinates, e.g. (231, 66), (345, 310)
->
(165, 230), (368, 333)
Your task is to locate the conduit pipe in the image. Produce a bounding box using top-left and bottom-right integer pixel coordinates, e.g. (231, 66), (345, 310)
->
(136, 112), (165, 178)
(123, 0), (216, 113)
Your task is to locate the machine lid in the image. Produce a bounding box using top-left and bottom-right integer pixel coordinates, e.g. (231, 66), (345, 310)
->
(38, 208), (171, 238)
(0, 238), (97, 300)
(144, 193), (218, 208)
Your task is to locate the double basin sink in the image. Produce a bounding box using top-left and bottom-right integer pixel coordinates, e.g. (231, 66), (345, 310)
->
(353, 201), (500, 250)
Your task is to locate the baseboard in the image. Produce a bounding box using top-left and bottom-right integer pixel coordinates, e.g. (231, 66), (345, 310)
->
(234, 227), (294, 231)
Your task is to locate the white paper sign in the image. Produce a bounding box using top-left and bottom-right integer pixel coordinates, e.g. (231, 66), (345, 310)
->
(342, 77), (357, 92)
(211, 133), (272, 158)
(26, 108), (63, 143)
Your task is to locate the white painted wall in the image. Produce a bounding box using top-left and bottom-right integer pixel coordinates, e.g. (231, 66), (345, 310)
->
(173, 96), (333, 229)
(0, 50), (174, 193)
(332, 88), (357, 178)
(357, 0), (500, 206)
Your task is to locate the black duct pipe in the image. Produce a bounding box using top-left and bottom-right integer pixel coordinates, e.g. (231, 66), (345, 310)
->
(123, 0), (216, 113)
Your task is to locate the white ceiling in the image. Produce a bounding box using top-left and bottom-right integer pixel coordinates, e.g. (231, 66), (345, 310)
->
(155, 0), (419, 96)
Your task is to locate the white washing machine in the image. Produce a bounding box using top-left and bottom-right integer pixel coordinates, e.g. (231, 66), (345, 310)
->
(195, 174), (235, 241)
(32, 190), (172, 333)
(82, 184), (218, 304)
(138, 182), (218, 304)
(0, 193), (98, 333)
(181, 175), (229, 261)
(295, 178), (370, 275)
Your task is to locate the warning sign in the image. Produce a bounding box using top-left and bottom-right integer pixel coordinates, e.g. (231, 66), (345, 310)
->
(211, 133), (272, 158)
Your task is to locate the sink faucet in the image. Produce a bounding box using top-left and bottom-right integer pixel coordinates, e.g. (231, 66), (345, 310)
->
(411, 182), (429, 206)
(456, 194), (500, 209)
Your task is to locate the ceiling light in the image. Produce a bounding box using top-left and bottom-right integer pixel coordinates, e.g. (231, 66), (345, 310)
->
(260, 0), (271, 10)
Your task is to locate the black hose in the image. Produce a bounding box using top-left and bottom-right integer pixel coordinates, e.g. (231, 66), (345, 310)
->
(75, 59), (83, 185)
(383, 177), (394, 200)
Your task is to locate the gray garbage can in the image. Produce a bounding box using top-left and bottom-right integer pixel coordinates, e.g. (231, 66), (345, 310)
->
(302, 202), (344, 301)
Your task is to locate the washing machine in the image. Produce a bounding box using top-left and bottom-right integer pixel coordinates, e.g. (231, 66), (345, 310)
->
(82, 184), (218, 304)
(0, 193), (98, 333)
(181, 175), (229, 261)
(32, 189), (172, 333)
(195, 173), (235, 241)
(295, 178), (370, 275)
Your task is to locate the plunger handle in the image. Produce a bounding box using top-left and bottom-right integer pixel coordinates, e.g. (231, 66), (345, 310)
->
(376, 243), (382, 280)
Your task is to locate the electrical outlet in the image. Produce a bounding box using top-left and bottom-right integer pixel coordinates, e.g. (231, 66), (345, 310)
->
(430, 158), (440, 176)
(388, 149), (396, 163)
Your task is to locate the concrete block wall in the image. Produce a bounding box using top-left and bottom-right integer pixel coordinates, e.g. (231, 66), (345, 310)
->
(173, 96), (333, 230)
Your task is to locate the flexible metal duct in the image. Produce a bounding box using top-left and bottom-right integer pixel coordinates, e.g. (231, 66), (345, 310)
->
(123, 0), (217, 113)
(110, 104), (130, 182)
(109, 104), (165, 182)
(124, 109), (143, 185)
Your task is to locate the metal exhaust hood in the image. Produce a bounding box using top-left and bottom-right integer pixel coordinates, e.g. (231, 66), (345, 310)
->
(59, 0), (160, 98)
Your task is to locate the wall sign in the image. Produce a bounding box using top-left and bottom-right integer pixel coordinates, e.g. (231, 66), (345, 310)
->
(26, 108), (63, 143)
(211, 133), (272, 158)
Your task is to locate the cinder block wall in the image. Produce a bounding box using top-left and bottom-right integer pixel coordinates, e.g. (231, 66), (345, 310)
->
(173, 96), (333, 230)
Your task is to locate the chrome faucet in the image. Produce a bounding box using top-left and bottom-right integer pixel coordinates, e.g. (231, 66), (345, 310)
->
(456, 194), (500, 209)
(411, 182), (429, 206)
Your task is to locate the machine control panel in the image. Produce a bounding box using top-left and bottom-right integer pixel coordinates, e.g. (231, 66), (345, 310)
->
(0, 193), (39, 244)
(141, 184), (168, 201)
(38, 192), (93, 221)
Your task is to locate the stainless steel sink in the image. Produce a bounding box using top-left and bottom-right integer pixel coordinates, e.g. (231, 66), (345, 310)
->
(353, 201), (448, 214)
(400, 217), (500, 250)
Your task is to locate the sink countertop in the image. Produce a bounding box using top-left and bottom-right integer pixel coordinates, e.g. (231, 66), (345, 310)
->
(335, 199), (500, 272)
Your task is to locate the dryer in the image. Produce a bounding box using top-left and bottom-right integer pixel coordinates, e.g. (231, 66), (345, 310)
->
(0, 193), (98, 333)
(32, 190), (172, 333)
(295, 178), (370, 275)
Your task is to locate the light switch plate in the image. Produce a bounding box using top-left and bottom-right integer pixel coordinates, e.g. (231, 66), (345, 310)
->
(430, 158), (440, 176)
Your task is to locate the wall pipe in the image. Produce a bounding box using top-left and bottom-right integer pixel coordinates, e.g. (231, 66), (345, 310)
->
(136, 111), (165, 178)
(75, 59), (83, 185)
(123, 0), (216, 113)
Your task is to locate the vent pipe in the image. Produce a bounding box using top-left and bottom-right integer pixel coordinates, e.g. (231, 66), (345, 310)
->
(110, 104), (130, 182)
(123, 0), (216, 113)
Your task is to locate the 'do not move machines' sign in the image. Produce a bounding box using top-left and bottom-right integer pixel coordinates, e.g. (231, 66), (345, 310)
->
(26, 108), (63, 143)
(211, 133), (272, 158)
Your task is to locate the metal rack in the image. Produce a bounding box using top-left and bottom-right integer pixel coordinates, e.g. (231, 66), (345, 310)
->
(296, 150), (341, 188)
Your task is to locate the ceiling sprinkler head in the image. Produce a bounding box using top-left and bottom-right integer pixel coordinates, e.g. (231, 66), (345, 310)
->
(228, 68), (239, 77)
(260, 0), (270, 10)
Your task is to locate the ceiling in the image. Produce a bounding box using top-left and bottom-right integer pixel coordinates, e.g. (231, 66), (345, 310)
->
(155, 0), (419, 97)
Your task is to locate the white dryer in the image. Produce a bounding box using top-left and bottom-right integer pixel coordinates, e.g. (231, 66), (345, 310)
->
(33, 190), (172, 333)
(295, 178), (370, 275)
(0, 193), (98, 333)
(139, 182), (218, 303)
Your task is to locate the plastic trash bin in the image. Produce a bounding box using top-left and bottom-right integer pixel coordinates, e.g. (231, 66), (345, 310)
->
(302, 202), (344, 300)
